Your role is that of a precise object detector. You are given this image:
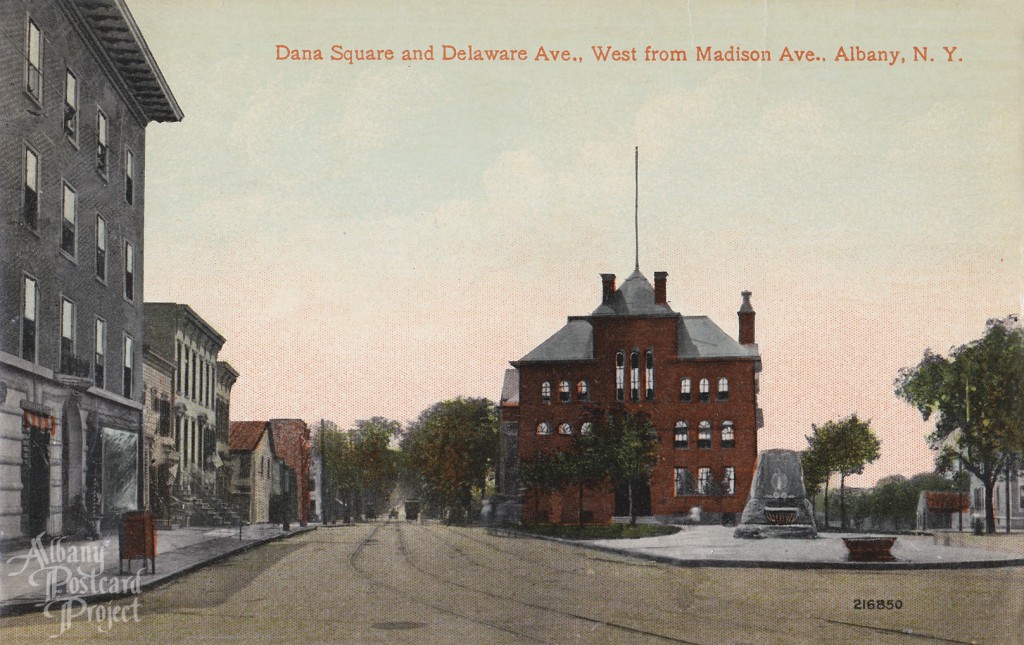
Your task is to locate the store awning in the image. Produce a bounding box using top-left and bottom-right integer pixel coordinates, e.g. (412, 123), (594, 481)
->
(24, 411), (55, 435)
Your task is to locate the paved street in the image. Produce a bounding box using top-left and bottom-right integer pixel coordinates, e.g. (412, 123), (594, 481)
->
(1, 522), (1022, 644)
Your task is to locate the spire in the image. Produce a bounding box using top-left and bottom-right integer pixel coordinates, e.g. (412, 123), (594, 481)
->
(634, 146), (639, 271)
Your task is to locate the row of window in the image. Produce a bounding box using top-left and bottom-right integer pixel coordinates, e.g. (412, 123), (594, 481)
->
(238, 453), (273, 480)
(174, 416), (208, 467)
(675, 466), (737, 496)
(21, 275), (134, 397)
(614, 350), (655, 401)
(977, 487), (1024, 512)
(24, 19), (136, 204)
(535, 419), (736, 447)
(23, 148), (137, 299)
(539, 376), (731, 404)
(175, 340), (217, 408)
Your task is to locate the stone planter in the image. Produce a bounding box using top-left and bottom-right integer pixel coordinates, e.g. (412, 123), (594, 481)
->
(842, 536), (897, 562)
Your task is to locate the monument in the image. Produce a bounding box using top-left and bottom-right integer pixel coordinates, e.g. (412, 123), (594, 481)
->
(734, 449), (817, 539)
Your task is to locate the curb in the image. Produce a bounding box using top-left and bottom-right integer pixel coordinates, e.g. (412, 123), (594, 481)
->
(487, 527), (1024, 571)
(0, 526), (317, 618)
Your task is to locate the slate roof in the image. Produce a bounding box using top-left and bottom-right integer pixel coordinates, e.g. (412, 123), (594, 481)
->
(229, 421), (270, 453)
(500, 369), (520, 405)
(518, 319), (594, 362)
(678, 316), (759, 359)
(592, 269), (674, 316)
(516, 269), (760, 364)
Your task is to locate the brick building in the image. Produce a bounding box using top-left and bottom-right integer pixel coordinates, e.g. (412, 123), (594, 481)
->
(0, 0), (181, 538)
(268, 419), (311, 524)
(501, 269), (762, 524)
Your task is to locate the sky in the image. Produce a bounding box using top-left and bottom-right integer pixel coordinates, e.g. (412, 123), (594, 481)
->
(130, 0), (1023, 486)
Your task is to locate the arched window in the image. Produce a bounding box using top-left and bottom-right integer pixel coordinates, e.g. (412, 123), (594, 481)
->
(699, 378), (710, 402)
(615, 352), (625, 401)
(680, 378), (692, 402)
(721, 421), (735, 448)
(645, 350), (654, 400)
(698, 420), (712, 448)
(630, 351), (640, 402)
(717, 377), (729, 400)
(580, 422), (593, 435)
(541, 381), (551, 403)
(576, 380), (589, 402)
(558, 422), (572, 435)
(673, 421), (689, 449)
(559, 380), (571, 403)
(536, 422), (552, 436)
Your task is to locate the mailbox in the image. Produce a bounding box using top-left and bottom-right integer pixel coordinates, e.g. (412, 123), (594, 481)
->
(119, 510), (156, 574)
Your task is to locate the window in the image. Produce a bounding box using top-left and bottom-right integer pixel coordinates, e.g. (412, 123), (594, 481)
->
(680, 378), (691, 402)
(698, 467), (712, 494)
(124, 241), (134, 300)
(717, 377), (729, 401)
(673, 421), (689, 449)
(26, 19), (42, 101)
(96, 111), (108, 175)
(94, 318), (105, 388)
(645, 350), (654, 400)
(24, 147), (39, 230)
(536, 422), (552, 436)
(239, 454), (250, 477)
(699, 378), (710, 402)
(724, 467), (736, 495)
(159, 399), (171, 436)
(95, 216), (107, 281)
(64, 70), (78, 139)
(559, 380), (570, 403)
(576, 380), (589, 402)
(541, 381), (551, 403)
(721, 421), (735, 448)
(61, 184), (77, 257)
(674, 468), (691, 496)
(615, 351), (625, 401)
(61, 298), (75, 371)
(558, 422), (572, 435)
(176, 342), (182, 394)
(698, 421), (712, 449)
(1019, 487), (1024, 511)
(123, 335), (134, 398)
(973, 488), (982, 510)
(259, 455), (264, 477)
(581, 422), (593, 435)
(22, 276), (38, 362)
(125, 149), (135, 204)
(630, 351), (640, 402)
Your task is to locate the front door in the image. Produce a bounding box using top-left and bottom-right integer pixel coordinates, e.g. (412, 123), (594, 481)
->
(614, 480), (652, 517)
(22, 427), (51, 536)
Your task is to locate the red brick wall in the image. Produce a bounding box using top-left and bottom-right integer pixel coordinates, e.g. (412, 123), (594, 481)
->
(517, 315), (759, 523)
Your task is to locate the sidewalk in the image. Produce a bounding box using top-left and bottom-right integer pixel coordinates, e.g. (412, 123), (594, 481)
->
(0, 524), (315, 616)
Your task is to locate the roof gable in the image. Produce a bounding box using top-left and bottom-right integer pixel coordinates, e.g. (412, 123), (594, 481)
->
(229, 421), (268, 453)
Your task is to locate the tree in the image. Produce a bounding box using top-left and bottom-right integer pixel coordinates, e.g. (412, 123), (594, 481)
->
(400, 398), (498, 524)
(801, 445), (830, 519)
(316, 422), (358, 522)
(350, 417), (401, 518)
(804, 415), (881, 529)
(591, 409), (659, 527)
(896, 319), (1024, 533)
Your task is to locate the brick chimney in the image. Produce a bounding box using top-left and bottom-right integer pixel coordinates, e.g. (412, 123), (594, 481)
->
(738, 291), (755, 345)
(654, 272), (668, 305)
(601, 274), (616, 304)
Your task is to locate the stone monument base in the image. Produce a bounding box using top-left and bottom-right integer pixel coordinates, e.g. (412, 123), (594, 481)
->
(734, 523), (818, 539)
